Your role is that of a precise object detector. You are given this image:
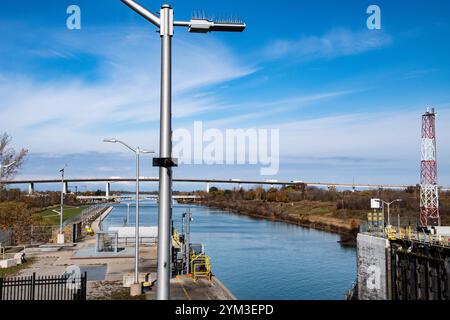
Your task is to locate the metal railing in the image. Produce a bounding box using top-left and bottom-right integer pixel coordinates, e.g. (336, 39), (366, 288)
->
(381, 225), (450, 247)
(190, 252), (211, 282)
(120, 237), (157, 245)
(67, 204), (105, 227)
(29, 225), (55, 245)
(0, 272), (87, 300)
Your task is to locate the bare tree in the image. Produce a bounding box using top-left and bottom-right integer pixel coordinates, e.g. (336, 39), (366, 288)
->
(0, 133), (28, 182)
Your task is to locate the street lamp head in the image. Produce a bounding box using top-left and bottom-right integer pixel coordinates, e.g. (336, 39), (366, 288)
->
(103, 138), (118, 143)
(187, 17), (246, 33)
(59, 164), (68, 173)
(185, 11), (245, 33)
(140, 149), (155, 154)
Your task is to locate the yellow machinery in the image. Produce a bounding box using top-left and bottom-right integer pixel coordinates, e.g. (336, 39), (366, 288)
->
(172, 227), (213, 280)
(190, 252), (211, 282)
(172, 229), (182, 247)
(405, 226), (413, 240)
(385, 226), (396, 240)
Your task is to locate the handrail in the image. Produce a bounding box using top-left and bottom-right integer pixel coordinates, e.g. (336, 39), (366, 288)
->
(190, 252), (211, 282)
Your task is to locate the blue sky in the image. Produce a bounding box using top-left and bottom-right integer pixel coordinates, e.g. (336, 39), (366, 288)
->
(1, 0), (450, 191)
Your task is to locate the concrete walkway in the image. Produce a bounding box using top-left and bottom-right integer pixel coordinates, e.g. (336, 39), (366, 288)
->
(13, 206), (235, 300)
(144, 275), (235, 300)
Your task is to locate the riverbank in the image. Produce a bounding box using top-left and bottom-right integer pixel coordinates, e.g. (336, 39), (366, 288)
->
(99, 202), (357, 299)
(35, 205), (88, 225)
(94, 206), (114, 232)
(192, 199), (361, 244)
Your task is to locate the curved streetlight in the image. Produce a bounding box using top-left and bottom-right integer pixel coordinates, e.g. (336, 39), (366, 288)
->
(120, 0), (245, 300)
(379, 199), (403, 227)
(103, 138), (154, 285)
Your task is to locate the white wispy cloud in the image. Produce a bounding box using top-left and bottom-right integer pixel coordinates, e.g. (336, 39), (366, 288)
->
(276, 107), (450, 165)
(264, 28), (393, 61)
(0, 26), (256, 153)
(206, 90), (357, 127)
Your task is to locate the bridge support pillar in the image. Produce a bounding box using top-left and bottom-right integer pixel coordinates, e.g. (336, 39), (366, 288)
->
(106, 182), (111, 198)
(28, 182), (34, 195)
(206, 183), (210, 193)
(63, 181), (68, 194)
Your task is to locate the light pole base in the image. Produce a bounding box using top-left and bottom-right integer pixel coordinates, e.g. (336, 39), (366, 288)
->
(130, 283), (142, 296)
(57, 233), (65, 244)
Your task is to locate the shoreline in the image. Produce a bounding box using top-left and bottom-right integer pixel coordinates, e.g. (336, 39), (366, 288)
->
(192, 200), (359, 244)
(93, 206), (114, 232)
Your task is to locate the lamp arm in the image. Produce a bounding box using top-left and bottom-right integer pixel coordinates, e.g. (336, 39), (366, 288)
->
(121, 0), (160, 27)
(117, 140), (137, 153)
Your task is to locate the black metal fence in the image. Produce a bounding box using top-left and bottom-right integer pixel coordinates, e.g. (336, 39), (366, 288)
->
(0, 272), (87, 300)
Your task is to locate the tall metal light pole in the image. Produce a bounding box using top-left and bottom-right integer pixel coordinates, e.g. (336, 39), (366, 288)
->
(57, 165), (68, 244)
(380, 199), (402, 226)
(103, 138), (154, 284)
(120, 0), (245, 300)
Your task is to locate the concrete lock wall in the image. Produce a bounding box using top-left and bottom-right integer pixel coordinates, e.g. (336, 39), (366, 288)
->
(357, 233), (390, 300)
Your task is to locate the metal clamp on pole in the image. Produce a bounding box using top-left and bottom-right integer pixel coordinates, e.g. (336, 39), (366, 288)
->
(152, 157), (178, 168)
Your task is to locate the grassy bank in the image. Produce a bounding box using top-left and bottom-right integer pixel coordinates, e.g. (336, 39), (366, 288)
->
(198, 198), (361, 238)
(34, 205), (87, 225)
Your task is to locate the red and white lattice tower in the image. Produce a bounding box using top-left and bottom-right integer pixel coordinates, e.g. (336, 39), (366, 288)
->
(420, 107), (440, 226)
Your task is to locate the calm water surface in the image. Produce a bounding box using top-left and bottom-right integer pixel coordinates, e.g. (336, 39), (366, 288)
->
(102, 202), (356, 300)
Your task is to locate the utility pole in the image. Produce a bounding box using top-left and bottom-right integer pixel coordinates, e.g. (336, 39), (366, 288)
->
(120, 0), (245, 300)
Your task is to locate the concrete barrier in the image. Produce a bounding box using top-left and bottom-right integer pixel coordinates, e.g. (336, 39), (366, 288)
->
(357, 233), (390, 300)
(0, 258), (17, 269)
(123, 272), (153, 288)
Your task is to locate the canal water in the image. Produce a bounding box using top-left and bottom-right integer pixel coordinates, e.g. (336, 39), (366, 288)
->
(102, 201), (356, 300)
